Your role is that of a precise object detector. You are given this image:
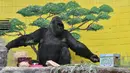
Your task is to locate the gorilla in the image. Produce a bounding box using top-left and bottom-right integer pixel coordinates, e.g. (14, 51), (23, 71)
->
(6, 16), (99, 66)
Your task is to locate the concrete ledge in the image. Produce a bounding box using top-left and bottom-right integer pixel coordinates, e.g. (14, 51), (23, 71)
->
(97, 67), (130, 73)
(0, 64), (130, 73)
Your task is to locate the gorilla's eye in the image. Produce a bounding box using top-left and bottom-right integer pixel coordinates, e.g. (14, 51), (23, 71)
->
(57, 22), (63, 27)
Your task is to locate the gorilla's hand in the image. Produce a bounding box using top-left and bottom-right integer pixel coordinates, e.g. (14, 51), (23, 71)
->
(90, 54), (100, 63)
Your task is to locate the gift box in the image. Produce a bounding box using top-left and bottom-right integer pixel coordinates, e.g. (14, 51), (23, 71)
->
(100, 54), (120, 67)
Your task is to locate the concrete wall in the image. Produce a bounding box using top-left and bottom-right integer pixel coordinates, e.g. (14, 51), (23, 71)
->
(0, 0), (130, 65)
(0, 65), (130, 73)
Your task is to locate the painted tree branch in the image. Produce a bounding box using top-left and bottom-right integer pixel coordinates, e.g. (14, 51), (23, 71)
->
(70, 12), (103, 32)
(30, 45), (39, 60)
(69, 21), (87, 32)
(5, 33), (19, 36)
(86, 21), (95, 30)
(45, 14), (54, 19)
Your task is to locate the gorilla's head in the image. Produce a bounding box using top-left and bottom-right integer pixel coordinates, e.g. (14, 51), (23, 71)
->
(49, 16), (64, 36)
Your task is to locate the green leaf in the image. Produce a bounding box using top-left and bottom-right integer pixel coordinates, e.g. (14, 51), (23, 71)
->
(31, 18), (50, 28)
(17, 5), (43, 17)
(43, 2), (66, 14)
(83, 14), (96, 21)
(97, 12), (110, 20)
(59, 13), (70, 21)
(40, 6), (49, 14)
(65, 1), (80, 9)
(9, 18), (26, 32)
(56, 2), (66, 12)
(87, 24), (103, 31)
(68, 27), (80, 32)
(43, 3), (56, 14)
(67, 8), (90, 16)
(71, 32), (80, 40)
(67, 18), (82, 25)
(90, 6), (100, 14)
(99, 4), (113, 13)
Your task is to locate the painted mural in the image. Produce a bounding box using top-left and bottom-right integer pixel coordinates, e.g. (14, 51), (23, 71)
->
(0, 0), (130, 66)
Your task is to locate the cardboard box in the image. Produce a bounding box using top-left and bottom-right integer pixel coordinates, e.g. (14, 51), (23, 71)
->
(100, 54), (120, 67)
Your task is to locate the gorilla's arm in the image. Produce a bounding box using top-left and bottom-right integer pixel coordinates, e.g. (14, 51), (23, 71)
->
(65, 30), (99, 62)
(6, 28), (46, 50)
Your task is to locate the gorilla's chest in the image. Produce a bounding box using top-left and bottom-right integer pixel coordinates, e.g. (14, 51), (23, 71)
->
(40, 31), (66, 48)
(45, 36), (62, 45)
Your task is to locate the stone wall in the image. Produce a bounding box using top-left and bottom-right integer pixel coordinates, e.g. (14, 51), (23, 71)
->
(0, 65), (130, 73)
(0, 38), (7, 68)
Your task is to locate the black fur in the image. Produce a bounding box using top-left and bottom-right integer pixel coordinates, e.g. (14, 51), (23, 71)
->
(6, 16), (99, 66)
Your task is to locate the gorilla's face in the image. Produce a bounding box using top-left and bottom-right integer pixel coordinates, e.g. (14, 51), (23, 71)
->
(49, 16), (64, 36)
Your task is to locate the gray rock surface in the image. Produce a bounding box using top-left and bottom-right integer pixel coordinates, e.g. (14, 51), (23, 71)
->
(0, 67), (51, 73)
(0, 65), (130, 73)
(0, 38), (7, 67)
(0, 38), (5, 46)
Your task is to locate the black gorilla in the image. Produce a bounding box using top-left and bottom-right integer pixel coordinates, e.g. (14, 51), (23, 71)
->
(6, 16), (99, 66)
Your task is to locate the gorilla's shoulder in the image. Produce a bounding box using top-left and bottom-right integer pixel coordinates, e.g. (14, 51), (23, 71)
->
(63, 30), (71, 37)
(39, 27), (48, 32)
(64, 30), (69, 34)
(40, 27), (47, 30)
